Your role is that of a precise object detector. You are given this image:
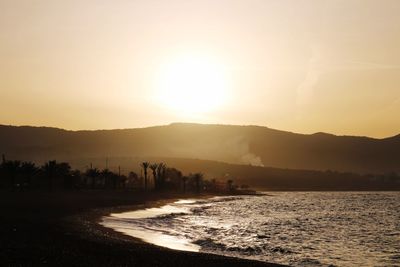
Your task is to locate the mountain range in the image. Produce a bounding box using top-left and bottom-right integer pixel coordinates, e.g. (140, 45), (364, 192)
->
(1, 123), (399, 174)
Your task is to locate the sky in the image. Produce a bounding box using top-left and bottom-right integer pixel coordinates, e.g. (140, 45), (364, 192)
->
(0, 0), (399, 138)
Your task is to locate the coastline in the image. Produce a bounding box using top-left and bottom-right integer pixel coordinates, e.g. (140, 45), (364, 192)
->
(74, 194), (286, 267)
(0, 191), (284, 266)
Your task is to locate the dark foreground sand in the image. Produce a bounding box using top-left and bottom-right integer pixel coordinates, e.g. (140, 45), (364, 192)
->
(0, 191), (285, 267)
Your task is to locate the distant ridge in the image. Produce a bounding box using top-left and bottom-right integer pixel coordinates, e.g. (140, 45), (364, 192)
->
(0, 123), (399, 173)
(3, 122), (398, 139)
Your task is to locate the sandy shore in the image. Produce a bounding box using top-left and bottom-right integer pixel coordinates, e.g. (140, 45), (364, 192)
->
(0, 191), (285, 266)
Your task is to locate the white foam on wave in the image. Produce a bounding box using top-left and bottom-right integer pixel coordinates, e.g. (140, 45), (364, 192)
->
(110, 204), (188, 219)
(101, 200), (201, 252)
(101, 193), (400, 266)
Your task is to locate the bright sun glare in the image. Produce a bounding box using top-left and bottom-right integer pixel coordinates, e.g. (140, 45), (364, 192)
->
(155, 54), (229, 115)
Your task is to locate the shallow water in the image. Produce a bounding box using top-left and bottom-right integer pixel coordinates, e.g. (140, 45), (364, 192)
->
(101, 192), (400, 266)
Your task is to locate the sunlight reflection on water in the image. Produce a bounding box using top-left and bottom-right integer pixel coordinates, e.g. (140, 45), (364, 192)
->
(104, 224), (200, 252)
(103, 201), (200, 251)
(101, 193), (400, 266)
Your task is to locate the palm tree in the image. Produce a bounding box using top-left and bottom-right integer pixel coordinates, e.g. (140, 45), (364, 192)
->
(140, 162), (150, 191)
(149, 163), (158, 190)
(157, 163), (166, 190)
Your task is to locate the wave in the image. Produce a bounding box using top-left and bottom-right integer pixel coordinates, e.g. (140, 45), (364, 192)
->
(101, 192), (400, 267)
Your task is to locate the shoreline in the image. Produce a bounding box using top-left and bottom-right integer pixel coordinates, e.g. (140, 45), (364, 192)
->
(1, 190), (284, 266)
(73, 193), (286, 267)
(96, 195), (238, 253)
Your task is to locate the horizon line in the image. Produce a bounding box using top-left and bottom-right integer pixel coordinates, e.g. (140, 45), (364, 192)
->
(1, 122), (398, 140)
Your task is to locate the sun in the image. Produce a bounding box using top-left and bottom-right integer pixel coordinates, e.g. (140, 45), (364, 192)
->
(154, 54), (229, 115)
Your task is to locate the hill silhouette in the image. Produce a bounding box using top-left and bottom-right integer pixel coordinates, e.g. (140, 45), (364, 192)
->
(0, 123), (399, 174)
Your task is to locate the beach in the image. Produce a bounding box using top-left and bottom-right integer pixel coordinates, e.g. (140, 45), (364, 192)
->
(0, 191), (283, 266)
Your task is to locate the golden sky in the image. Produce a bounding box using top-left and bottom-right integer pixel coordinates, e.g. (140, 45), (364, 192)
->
(1, 0), (399, 138)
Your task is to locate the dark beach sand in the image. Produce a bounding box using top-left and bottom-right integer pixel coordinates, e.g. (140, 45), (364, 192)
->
(0, 191), (285, 266)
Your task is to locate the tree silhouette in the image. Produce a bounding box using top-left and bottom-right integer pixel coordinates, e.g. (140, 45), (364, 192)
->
(164, 167), (181, 190)
(101, 169), (112, 189)
(20, 161), (38, 189)
(127, 171), (139, 188)
(42, 160), (57, 190)
(101, 169), (120, 189)
(57, 162), (71, 190)
(0, 156), (255, 193)
(182, 176), (188, 193)
(2, 160), (21, 190)
(157, 163), (166, 190)
(193, 173), (203, 194)
(68, 170), (82, 190)
(85, 167), (100, 189)
(42, 161), (71, 190)
(57, 162), (71, 177)
(211, 178), (217, 192)
(140, 162), (150, 191)
(149, 163), (158, 190)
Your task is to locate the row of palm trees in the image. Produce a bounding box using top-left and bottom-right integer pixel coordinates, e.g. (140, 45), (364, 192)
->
(83, 167), (126, 190)
(0, 155), (131, 191)
(140, 162), (168, 191)
(140, 161), (204, 193)
(0, 156), (76, 190)
(0, 154), (238, 193)
(0, 155), (210, 193)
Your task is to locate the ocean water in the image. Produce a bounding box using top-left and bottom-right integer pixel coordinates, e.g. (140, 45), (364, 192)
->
(101, 192), (400, 266)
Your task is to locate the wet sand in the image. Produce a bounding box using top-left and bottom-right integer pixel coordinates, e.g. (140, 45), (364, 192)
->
(0, 191), (284, 266)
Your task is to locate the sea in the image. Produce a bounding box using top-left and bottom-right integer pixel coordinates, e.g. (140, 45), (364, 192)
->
(101, 192), (400, 267)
